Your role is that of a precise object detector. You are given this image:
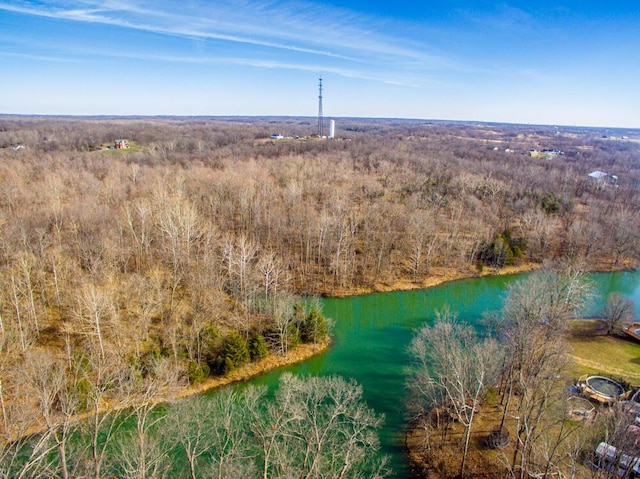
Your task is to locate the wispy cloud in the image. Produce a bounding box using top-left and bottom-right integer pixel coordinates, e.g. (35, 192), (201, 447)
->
(24, 43), (424, 87)
(0, 51), (83, 63)
(457, 4), (535, 33)
(0, 0), (462, 83)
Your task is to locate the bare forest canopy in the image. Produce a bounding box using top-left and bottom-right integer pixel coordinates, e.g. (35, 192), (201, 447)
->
(0, 117), (638, 457)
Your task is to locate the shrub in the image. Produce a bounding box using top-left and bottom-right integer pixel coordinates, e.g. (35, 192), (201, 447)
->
(217, 356), (236, 376)
(477, 229), (526, 268)
(187, 360), (210, 383)
(249, 333), (269, 361)
(216, 331), (250, 374)
(199, 325), (221, 365)
(540, 192), (560, 214)
(288, 324), (301, 350)
(300, 309), (328, 344)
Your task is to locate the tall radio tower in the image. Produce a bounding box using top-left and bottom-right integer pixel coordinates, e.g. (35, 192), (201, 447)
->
(317, 77), (324, 137)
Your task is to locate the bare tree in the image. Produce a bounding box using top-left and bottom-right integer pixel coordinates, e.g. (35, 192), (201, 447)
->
(222, 233), (260, 336)
(605, 205), (640, 266)
(22, 350), (79, 479)
(567, 217), (604, 260)
(257, 250), (288, 301)
(267, 293), (298, 356)
(115, 430), (169, 479)
(405, 210), (438, 280)
(74, 283), (116, 360)
(156, 195), (202, 312)
(112, 358), (180, 479)
(11, 252), (41, 335)
(165, 397), (213, 479)
(246, 373), (389, 479)
(601, 292), (635, 335)
(166, 389), (255, 479)
(76, 348), (132, 479)
(7, 272), (34, 353)
(122, 199), (154, 271)
(121, 272), (165, 354)
(0, 420), (53, 479)
(497, 265), (593, 479)
(407, 310), (499, 478)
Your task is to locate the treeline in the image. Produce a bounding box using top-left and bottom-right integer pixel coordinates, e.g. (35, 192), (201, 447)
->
(0, 117), (638, 448)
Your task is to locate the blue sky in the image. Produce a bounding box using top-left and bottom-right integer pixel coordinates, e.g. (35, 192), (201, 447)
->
(1, 1), (639, 127)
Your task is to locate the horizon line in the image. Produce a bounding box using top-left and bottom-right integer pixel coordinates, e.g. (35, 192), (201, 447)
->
(0, 113), (638, 131)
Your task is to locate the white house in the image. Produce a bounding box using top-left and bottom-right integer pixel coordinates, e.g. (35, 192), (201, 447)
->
(588, 170), (618, 187)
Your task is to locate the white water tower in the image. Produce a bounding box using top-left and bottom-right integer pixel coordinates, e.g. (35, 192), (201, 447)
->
(329, 119), (335, 139)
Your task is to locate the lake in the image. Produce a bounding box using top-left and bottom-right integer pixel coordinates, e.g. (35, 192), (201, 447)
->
(241, 270), (640, 478)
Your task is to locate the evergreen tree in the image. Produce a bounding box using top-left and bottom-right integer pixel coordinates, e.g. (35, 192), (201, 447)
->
(216, 331), (250, 374)
(300, 309), (328, 344)
(249, 333), (269, 361)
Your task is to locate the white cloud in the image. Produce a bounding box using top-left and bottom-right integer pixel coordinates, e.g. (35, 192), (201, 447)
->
(0, 51), (83, 63)
(0, 0), (460, 82)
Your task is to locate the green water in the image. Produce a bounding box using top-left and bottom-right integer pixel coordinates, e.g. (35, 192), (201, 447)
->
(231, 270), (640, 478)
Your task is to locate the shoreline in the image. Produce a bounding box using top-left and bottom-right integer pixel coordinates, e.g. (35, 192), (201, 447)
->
(0, 264), (543, 442)
(174, 259), (637, 400)
(176, 340), (330, 399)
(331, 260), (638, 298)
(175, 263), (541, 399)
(9, 262), (635, 444)
(327, 262), (541, 298)
(7, 341), (331, 442)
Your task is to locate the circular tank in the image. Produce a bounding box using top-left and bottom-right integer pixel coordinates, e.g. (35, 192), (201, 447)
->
(580, 375), (626, 403)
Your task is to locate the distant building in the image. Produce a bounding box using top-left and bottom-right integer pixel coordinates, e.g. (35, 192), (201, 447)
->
(329, 120), (335, 139)
(542, 149), (563, 156)
(115, 139), (130, 149)
(588, 170), (618, 187)
(530, 148), (563, 159)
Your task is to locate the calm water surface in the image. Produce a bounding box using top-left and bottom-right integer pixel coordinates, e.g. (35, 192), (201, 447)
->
(236, 270), (640, 478)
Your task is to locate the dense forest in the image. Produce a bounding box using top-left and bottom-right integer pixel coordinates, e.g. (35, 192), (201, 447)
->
(0, 116), (638, 477)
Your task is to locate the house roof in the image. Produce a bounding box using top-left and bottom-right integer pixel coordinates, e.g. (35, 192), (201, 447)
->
(588, 170), (609, 179)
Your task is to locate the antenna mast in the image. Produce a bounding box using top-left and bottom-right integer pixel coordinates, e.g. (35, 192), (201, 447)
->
(317, 77), (324, 137)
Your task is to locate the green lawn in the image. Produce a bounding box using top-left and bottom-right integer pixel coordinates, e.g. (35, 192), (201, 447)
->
(567, 320), (640, 384)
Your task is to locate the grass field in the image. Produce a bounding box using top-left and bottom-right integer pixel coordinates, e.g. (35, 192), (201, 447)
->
(568, 319), (640, 384)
